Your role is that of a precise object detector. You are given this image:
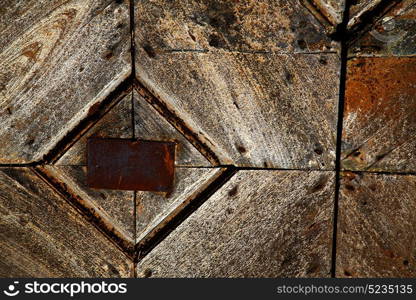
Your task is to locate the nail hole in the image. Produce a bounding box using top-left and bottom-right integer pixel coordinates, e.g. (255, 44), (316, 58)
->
(319, 57), (328, 65)
(236, 145), (246, 154)
(344, 270), (352, 276)
(345, 184), (355, 191)
(143, 44), (156, 58)
(143, 269), (152, 278)
(297, 39), (307, 49)
(228, 186), (238, 197)
(403, 260), (409, 266)
(314, 148), (323, 155)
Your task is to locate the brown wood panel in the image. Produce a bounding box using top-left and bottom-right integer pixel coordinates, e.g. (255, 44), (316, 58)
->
(136, 167), (226, 243)
(0, 0), (131, 164)
(342, 57), (416, 172)
(337, 172), (416, 277)
(0, 167), (132, 277)
(136, 51), (339, 169)
(133, 91), (211, 167)
(136, 170), (334, 278)
(134, 0), (337, 54)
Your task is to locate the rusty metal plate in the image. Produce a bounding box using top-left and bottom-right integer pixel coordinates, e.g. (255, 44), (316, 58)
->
(87, 138), (175, 191)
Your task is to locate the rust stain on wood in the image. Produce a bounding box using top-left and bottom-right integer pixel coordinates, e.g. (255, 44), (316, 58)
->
(342, 57), (416, 171)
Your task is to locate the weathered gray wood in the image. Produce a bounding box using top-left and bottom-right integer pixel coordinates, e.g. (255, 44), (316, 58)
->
(0, 167), (132, 277)
(349, 0), (416, 57)
(42, 165), (135, 243)
(134, 0), (337, 54)
(136, 51), (339, 169)
(0, 0), (131, 164)
(341, 57), (416, 172)
(134, 91), (210, 167)
(136, 167), (226, 243)
(57, 94), (133, 165)
(337, 172), (416, 277)
(137, 170), (334, 278)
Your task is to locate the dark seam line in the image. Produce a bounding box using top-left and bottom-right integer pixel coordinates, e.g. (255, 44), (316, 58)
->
(331, 0), (353, 279)
(342, 170), (416, 176)
(129, 0), (136, 78)
(133, 191), (138, 278)
(135, 167), (237, 263)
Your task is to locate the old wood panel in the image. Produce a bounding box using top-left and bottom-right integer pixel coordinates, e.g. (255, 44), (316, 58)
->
(136, 167), (226, 243)
(341, 57), (416, 172)
(350, 0), (416, 57)
(0, 0), (131, 164)
(136, 170), (334, 278)
(57, 94), (133, 165)
(309, 0), (345, 26)
(337, 172), (416, 277)
(136, 51), (339, 169)
(134, 91), (210, 167)
(348, 0), (384, 29)
(135, 0), (337, 54)
(0, 167), (132, 277)
(41, 165), (135, 243)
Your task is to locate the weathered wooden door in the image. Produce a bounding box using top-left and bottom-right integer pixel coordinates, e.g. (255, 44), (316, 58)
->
(0, 0), (415, 277)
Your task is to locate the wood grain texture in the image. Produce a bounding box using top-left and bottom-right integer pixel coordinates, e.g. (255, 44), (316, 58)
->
(337, 172), (416, 277)
(0, 167), (132, 277)
(136, 51), (339, 169)
(134, 91), (210, 167)
(347, 0), (384, 29)
(41, 165), (135, 243)
(135, 0), (338, 54)
(137, 170), (334, 278)
(349, 0), (416, 57)
(0, 0), (131, 164)
(341, 57), (416, 172)
(57, 94), (133, 165)
(136, 167), (226, 243)
(310, 0), (345, 25)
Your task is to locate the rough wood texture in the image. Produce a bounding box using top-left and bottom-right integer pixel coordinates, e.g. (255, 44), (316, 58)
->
(57, 94), (133, 165)
(341, 57), (416, 172)
(337, 172), (416, 277)
(133, 91), (210, 167)
(137, 170), (334, 278)
(135, 0), (338, 54)
(136, 167), (225, 243)
(0, 0), (131, 164)
(0, 167), (132, 277)
(350, 0), (416, 57)
(348, 0), (384, 29)
(310, 0), (345, 25)
(41, 165), (135, 242)
(136, 51), (339, 169)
